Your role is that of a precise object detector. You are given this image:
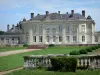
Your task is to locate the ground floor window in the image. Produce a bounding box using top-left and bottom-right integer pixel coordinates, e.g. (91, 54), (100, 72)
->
(66, 36), (70, 42)
(39, 36), (42, 42)
(95, 36), (98, 42)
(82, 36), (85, 42)
(53, 36), (56, 42)
(33, 36), (36, 42)
(59, 36), (62, 42)
(73, 36), (77, 42)
(47, 36), (49, 42)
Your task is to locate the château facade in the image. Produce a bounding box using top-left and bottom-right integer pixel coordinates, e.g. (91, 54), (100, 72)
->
(0, 10), (100, 45)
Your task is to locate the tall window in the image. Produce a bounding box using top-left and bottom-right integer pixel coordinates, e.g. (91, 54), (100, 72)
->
(66, 36), (70, 42)
(52, 28), (56, 34)
(59, 36), (62, 42)
(66, 25), (70, 33)
(47, 36), (49, 42)
(33, 36), (36, 42)
(82, 36), (85, 42)
(59, 25), (62, 32)
(33, 25), (37, 34)
(39, 25), (43, 34)
(46, 28), (50, 34)
(95, 36), (98, 42)
(53, 36), (56, 42)
(73, 36), (77, 42)
(39, 36), (42, 42)
(81, 25), (85, 32)
(73, 25), (77, 32)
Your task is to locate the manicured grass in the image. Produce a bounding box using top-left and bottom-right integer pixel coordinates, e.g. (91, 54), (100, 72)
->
(5, 69), (100, 75)
(0, 47), (26, 52)
(0, 46), (87, 71)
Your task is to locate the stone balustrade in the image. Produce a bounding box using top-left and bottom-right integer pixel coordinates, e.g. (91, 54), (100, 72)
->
(23, 54), (100, 69)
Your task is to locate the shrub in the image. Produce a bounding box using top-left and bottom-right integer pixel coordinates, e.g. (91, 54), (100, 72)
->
(91, 46), (96, 50)
(50, 57), (77, 72)
(85, 48), (92, 52)
(23, 44), (28, 47)
(79, 49), (88, 54)
(70, 51), (80, 55)
(49, 44), (55, 47)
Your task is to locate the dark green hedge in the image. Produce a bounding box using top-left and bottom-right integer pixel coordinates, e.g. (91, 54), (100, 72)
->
(50, 57), (77, 72)
(70, 50), (80, 55)
(23, 43), (28, 47)
(79, 49), (88, 54)
(49, 44), (55, 47)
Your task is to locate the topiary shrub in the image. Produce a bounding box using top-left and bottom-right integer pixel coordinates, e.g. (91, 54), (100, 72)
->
(50, 57), (77, 72)
(79, 49), (88, 54)
(70, 50), (80, 55)
(49, 44), (55, 47)
(23, 43), (28, 47)
(91, 46), (96, 50)
(85, 48), (92, 52)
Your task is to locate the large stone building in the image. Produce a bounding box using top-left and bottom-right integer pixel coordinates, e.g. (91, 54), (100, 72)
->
(0, 10), (100, 45)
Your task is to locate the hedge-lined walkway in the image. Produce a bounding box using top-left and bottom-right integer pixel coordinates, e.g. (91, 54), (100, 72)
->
(0, 49), (41, 57)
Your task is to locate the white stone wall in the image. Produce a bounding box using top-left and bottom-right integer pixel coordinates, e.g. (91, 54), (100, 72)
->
(21, 20), (95, 45)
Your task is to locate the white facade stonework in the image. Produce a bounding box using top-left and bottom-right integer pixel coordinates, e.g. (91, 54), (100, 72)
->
(0, 10), (100, 45)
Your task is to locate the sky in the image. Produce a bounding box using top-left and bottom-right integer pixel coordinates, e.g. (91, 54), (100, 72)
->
(0, 0), (100, 31)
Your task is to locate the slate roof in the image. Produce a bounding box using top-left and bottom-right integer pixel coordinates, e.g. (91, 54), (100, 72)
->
(32, 13), (86, 21)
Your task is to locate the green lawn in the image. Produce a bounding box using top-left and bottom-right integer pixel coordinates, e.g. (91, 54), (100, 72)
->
(5, 69), (100, 75)
(0, 46), (87, 72)
(0, 47), (26, 52)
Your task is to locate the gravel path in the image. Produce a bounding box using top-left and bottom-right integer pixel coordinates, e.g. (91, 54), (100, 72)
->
(0, 49), (41, 57)
(0, 67), (23, 75)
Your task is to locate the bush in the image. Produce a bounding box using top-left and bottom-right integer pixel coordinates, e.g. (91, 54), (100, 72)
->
(91, 46), (96, 50)
(23, 44), (28, 47)
(79, 49), (88, 54)
(50, 57), (77, 72)
(49, 44), (55, 47)
(70, 51), (80, 55)
(85, 48), (92, 52)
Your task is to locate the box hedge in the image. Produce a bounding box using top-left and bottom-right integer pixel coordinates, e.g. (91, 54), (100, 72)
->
(50, 57), (77, 72)
(23, 43), (28, 47)
(85, 48), (92, 52)
(70, 50), (80, 55)
(79, 49), (88, 54)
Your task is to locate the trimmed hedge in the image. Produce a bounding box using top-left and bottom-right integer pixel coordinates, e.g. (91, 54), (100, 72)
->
(50, 57), (77, 72)
(79, 49), (88, 54)
(70, 51), (80, 55)
(23, 44), (28, 47)
(85, 48), (92, 52)
(49, 44), (55, 47)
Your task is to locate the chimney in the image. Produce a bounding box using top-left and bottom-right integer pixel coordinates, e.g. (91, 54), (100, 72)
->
(58, 11), (60, 15)
(71, 10), (74, 17)
(7, 24), (10, 31)
(12, 24), (14, 29)
(31, 13), (34, 19)
(46, 11), (49, 16)
(82, 10), (85, 17)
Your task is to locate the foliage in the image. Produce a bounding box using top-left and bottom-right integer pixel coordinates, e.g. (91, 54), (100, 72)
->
(49, 44), (55, 47)
(50, 57), (77, 72)
(70, 50), (80, 55)
(85, 48), (92, 52)
(23, 44), (28, 47)
(79, 49), (88, 54)
(0, 31), (5, 35)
